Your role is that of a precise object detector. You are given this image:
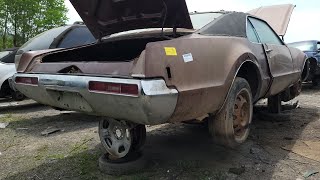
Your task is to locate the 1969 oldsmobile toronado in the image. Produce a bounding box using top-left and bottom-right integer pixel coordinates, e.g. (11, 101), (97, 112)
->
(13, 1), (307, 159)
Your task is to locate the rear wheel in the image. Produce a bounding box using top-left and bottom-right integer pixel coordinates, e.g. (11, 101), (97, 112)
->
(208, 77), (253, 147)
(11, 91), (25, 101)
(312, 77), (320, 86)
(99, 151), (148, 175)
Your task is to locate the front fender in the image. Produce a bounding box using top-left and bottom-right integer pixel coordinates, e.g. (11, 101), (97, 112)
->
(0, 64), (16, 88)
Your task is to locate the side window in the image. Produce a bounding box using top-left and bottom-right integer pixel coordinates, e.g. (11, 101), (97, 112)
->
(317, 42), (320, 50)
(247, 21), (259, 43)
(57, 27), (96, 48)
(248, 17), (283, 45)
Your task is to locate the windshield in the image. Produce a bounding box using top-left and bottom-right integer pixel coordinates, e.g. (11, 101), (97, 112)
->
(288, 41), (316, 52)
(190, 12), (223, 30)
(0, 51), (11, 59)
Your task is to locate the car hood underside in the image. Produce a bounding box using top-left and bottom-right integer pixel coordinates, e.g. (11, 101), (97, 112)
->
(248, 4), (295, 37)
(69, 0), (193, 39)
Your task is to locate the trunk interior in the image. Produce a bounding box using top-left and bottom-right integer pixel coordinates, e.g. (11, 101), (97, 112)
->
(34, 32), (190, 76)
(42, 36), (171, 63)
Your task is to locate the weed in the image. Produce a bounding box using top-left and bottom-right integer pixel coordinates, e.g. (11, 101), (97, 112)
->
(69, 137), (93, 155)
(0, 114), (17, 123)
(35, 144), (49, 160)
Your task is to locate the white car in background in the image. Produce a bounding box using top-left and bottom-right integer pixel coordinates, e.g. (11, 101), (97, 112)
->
(0, 48), (25, 100)
(3, 23), (96, 101)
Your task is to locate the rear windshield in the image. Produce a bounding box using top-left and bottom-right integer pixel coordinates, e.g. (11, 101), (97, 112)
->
(190, 12), (223, 29)
(288, 41), (316, 52)
(19, 26), (70, 52)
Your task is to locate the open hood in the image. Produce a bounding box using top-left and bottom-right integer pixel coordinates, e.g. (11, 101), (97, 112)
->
(248, 4), (295, 37)
(69, 0), (193, 39)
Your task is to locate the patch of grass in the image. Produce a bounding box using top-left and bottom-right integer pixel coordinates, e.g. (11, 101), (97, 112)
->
(126, 174), (149, 180)
(212, 171), (227, 180)
(78, 152), (100, 176)
(35, 144), (49, 160)
(0, 114), (19, 123)
(3, 141), (17, 151)
(66, 138), (101, 179)
(69, 137), (93, 155)
(47, 153), (66, 160)
(0, 114), (26, 129)
(2, 131), (21, 151)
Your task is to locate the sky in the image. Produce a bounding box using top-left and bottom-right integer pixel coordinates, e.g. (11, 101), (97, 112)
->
(64, 0), (320, 43)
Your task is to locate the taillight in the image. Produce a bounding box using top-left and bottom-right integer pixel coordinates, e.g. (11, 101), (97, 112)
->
(88, 81), (139, 96)
(15, 77), (38, 85)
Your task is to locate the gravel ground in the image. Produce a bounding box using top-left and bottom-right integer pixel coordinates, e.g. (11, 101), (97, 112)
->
(0, 84), (320, 180)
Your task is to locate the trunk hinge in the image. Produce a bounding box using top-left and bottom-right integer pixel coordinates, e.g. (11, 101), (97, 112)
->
(98, 32), (104, 43)
(161, 0), (168, 38)
(161, 0), (178, 39)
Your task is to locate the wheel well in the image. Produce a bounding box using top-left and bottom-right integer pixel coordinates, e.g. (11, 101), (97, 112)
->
(308, 57), (317, 67)
(0, 80), (11, 97)
(308, 57), (317, 72)
(302, 58), (313, 82)
(236, 62), (260, 99)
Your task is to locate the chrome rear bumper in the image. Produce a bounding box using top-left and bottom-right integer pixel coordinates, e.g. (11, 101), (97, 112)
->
(13, 74), (178, 125)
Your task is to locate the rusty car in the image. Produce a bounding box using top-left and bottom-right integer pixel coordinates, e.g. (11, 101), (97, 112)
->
(13, 1), (307, 161)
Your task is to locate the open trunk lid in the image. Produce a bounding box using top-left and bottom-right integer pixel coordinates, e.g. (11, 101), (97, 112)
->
(248, 4), (295, 37)
(69, 0), (193, 39)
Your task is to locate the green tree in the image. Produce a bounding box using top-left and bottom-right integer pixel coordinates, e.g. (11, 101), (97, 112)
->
(0, 0), (68, 50)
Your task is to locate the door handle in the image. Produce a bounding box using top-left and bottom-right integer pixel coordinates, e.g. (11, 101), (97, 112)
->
(266, 49), (273, 53)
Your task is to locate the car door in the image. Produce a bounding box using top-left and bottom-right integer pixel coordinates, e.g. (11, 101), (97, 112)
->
(249, 17), (295, 96)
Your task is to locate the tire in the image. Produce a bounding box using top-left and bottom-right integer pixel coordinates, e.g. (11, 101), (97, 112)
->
(11, 91), (25, 101)
(312, 78), (319, 86)
(131, 125), (146, 153)
(208, 77), (253, 147)
(99, 152), (148, 175)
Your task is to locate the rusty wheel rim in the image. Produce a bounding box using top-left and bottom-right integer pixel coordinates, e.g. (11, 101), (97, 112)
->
(232, 89), (250, 139)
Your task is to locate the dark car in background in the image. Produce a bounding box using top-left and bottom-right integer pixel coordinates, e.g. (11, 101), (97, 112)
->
(288, 40), (320, 85)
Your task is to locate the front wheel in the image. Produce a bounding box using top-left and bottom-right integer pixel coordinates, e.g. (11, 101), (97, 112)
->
(208, 77), (253, 147)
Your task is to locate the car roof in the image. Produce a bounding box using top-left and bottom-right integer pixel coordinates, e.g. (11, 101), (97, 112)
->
(17, 24), (94, 54)
(288, 40), (319, 44)
(3, 47), (19, 51)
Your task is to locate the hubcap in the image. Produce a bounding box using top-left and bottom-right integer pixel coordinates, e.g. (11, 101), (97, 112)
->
(233, 89), (251, 139)
(99, 119), (132, 158)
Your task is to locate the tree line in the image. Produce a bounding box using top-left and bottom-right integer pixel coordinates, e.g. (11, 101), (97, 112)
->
(0, 0), (68, 50)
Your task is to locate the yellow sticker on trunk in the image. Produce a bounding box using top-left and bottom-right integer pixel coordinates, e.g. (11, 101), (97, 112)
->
(164, 47), (177, 56)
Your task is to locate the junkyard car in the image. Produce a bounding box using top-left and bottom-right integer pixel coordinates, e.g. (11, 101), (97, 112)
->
(13, 2), (307, 159)
(288, 40), (320, 85)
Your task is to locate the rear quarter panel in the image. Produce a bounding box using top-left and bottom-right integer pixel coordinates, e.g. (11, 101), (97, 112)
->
(288, 46), (308, 78)
(143, 34), (264, 122)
